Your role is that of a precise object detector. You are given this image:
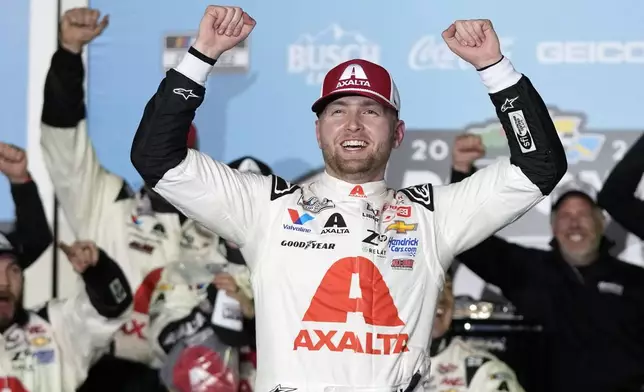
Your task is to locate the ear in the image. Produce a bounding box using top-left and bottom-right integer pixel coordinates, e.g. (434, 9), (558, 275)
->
(596, 208), (607, 232)
(392, 120), (406, 149)
(315, 119), (322, 149)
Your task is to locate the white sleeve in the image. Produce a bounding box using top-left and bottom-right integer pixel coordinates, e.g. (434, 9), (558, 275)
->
(153, 149), (273, 249)
(47, 290), (132, 388)
(40, 120), (125, 236)
(433, 158), (543, 268)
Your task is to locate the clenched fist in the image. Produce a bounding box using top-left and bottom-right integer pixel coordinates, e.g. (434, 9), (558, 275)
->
(60, 8), (109, 54)
(193, 5), (256, 59)
(442, 19), (502, 69)
(0, 143), (29, 184)
(60, 241), (99, 274)
(452, 134), (485, 173)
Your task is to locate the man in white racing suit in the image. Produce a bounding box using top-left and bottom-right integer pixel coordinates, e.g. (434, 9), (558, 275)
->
(39, 7), (222, 365)
(0, 234), (132, 391)
(428, 270), (524, 391)
(130, 7), (567, 392)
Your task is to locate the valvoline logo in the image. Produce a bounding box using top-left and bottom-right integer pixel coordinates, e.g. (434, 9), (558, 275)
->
(284, 209), (314, 233)
(288, 209), (314, 225)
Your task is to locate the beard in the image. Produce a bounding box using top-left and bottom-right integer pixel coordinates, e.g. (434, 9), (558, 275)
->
(0, 291), (19, 333)
(559, 237), (600, 266)
(321, 140), (393, 180)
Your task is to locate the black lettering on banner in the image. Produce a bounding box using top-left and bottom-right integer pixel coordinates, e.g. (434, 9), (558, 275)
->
(399, 184), (434, 211)
(271, 176), (300, 201)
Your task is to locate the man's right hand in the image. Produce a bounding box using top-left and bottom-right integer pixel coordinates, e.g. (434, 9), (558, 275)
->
(193, 5), (256, 60)
(60, 8), (109, 54)
(452, 134), (485, 173)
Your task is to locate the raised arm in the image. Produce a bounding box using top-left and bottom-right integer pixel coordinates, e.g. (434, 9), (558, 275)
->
(40, 8), (125, 236)
(131, 6), (274, 254)
(45, 241), (132, 388)
(426, 20), (566, 265)
(0, 143), (53, 269)
(597, 133), (644, 239)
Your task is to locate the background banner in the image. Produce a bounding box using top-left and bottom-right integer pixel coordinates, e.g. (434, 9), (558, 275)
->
(5, 0), (642, 302)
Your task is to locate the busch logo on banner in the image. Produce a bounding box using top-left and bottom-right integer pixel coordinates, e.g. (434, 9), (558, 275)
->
(288, 24), (380, 85)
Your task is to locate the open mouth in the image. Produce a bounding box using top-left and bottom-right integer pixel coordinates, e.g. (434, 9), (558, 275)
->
(0, 293), (14, 311)
(341, 140), (368, 151)
(566, 232), (585, 243)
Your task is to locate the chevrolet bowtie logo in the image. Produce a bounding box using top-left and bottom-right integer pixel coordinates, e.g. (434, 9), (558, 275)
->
(386, 221), (417, 234)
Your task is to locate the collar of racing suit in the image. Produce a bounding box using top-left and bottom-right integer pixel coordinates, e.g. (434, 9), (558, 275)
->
(430, 332), (454, 357)
(319, 171), (389, 200)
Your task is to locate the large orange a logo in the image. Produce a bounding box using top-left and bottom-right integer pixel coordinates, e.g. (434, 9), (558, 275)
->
(302, 257), (403, 326)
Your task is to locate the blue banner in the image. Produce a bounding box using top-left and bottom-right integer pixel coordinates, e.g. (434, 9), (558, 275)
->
(0, 0), (30, 220)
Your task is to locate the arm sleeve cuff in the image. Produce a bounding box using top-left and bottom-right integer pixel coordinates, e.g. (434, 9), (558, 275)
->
(175, 52), (213, 86)
(478, 57), (522, 94)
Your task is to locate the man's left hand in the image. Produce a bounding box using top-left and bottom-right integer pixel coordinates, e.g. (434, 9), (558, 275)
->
(442, 19), (502, 69)
(0, 143), (29, 184)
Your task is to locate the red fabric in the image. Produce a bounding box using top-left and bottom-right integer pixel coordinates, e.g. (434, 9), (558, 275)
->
(172, 345), (237, 392)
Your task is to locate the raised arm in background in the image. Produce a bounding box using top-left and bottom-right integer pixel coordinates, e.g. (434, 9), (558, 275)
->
(597, 133), (644, 239)
(45, 240), (132, 389)
(0, 143), (52, 269)
(39, 8), (125, 237)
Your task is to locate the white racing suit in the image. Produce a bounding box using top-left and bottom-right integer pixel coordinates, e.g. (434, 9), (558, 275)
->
(130, 49), (567, 392)
(428, 337), (524, 391)
(0, 252), (132, 391)
(39, 47), (219, 365)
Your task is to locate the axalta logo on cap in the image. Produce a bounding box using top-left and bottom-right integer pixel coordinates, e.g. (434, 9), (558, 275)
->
(336, 64), (371, 89)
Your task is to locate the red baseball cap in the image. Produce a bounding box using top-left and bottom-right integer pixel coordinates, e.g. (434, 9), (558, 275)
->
(311, 59), (401, 114)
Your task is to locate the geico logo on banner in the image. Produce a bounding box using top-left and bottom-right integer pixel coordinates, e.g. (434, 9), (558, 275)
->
(293, 257), (409, 355)
(288, 24), (380, 85)
(408, 36), (514, 70)
(537, 41), (644, 64)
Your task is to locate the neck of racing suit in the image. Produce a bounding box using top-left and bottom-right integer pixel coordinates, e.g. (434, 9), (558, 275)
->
(319, 171), (389, 201)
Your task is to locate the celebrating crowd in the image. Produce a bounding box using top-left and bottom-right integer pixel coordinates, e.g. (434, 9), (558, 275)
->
(3, 4), (644, 392)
